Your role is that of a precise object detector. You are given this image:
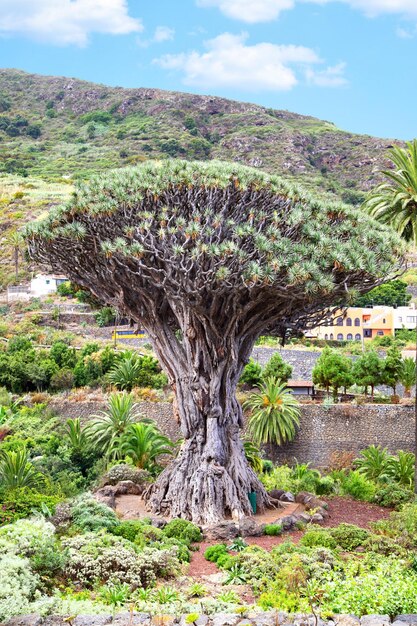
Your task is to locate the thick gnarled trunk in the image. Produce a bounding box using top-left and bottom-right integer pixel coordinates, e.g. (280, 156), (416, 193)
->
(144, 319), (272, 524)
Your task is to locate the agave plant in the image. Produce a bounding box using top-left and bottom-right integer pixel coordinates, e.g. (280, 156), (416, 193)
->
(119, 420), (175, 472)
(65, 417), (88, 450)
(84, 392), (142, 458)
(244, 377), (300, 446)
(242, 440), (263, 474)
(355, 445), (391, 482)
(0, 448), (44, 490)
(107, 354), (142, 392)
(387, 451), (415, 487)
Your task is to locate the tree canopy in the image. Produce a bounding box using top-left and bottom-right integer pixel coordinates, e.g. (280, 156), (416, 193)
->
(353, 279), (411, 308)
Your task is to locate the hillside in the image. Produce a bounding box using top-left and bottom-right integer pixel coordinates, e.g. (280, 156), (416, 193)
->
(0, 68), (400, 286)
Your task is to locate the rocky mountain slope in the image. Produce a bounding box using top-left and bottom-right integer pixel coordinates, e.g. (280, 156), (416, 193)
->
(0, 68), (400, 285)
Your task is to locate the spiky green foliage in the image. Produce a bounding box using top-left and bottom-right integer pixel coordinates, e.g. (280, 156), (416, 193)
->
(242, 440), (264, 473)
(244, 377), (301, 446)
(65, 418), (88, 450)
(26, 160), (404, 340)
(84, 392), (141, 458)
(119, 421), (175, 472)
(355, 445), (391, 481)
(400, 357), (416, 396)
(0, 449), (44, 490)
(365, 140), (417, 244)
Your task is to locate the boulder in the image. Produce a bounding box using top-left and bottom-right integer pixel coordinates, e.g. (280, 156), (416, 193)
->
(113, 613), (150, 625)
(310, 513), (324, 524)
(280, 491), (295, 503)
(212, 613), (240, 626)
(3, 615), (43, 626)
(334, 616), (361, 626)
(360, 616), (390, 626)
(268, 489), (285, 500)
(73, 617), (113, 626)
(204, 521), (240, 541)
(279, 515), (298, 530)
(394, 617), (417, 626)
(238, 518), (265, 537)
(94, 480), (143, 509)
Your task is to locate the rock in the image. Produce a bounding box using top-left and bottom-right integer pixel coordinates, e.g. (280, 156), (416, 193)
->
(73, 616), (113, 626)
(42, 618), (67, 626)
(246, 611), (288, 626)
(149, 516), (167, 528)
(94, 485), (116, 509)
(205, 521), (240, 541)
(295, 491), (315, 504)
(335, 615), (361, 626)
(268, 489), (285, 500)
(279, 514), (298, 530)
(115, 480), (143, 495)
(113, 612), (150, 625)
(298, 512), (312, 524)
(212, 613), (240, 626)
(179, 615), (209, 626)
(310, 513), (324, 524)
(280, 491), (295, 503)
(394, 617), (417, 625)
(360, 615), (390, 626)
(238, 518), (265, 537)
(3, 615), (43, 626)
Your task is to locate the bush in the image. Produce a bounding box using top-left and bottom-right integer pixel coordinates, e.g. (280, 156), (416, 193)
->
(0, 489), (62, 525)
(70, 494), (119, 532)
(63, 533), (180, 588)
(374, 484), (415, 509)
(110, 520), (146, 543)
(50, 368), (75, 391)
(163, 519), (202, 544)
(101, 464), (150, 486)
(341, 470), (377, 501)
(239, 359), (263, 387)
(204, 543), (228, 563)
(315, 475), (336, 495)
(329, 523), (370, 550)
(108, 354), (168, 391)
(263, 353), (292, 383)
(264, 523), (283, 536)
(300, 528), (337, 549)
(0, 553), (40, 622)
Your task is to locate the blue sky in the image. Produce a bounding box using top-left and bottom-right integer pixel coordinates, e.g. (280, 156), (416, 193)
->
(0, 0), (416, 140)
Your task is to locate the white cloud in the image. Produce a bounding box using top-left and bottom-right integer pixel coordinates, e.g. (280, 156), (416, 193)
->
(196, 0), (295, 22)
(305, 62), (348, 87)
(197, 0), (417, 22)
(0, 0), (142, 46)
(153, 26), (175, 43)
(155, 32), (345, 91)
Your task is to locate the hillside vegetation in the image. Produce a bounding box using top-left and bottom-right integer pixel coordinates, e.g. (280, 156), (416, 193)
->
(0, 68), (400, 286)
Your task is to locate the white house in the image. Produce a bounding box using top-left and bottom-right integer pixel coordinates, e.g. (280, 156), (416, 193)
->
(394, 304), (417, 330)
(30, 274), (68, 297)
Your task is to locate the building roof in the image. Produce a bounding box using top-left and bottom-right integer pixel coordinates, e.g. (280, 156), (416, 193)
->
(287, 380), (314, 388)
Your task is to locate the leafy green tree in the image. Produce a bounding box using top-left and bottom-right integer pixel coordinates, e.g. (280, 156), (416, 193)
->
(244, 377), (300, 446)
(5, 230), (24, 282)
(382, 344), (403, 395)
(239, 358), (263, 388)
(352, 350), (384, 398)
(26, 159), (403, 523)
(263, 352), (292, 383)
(312, 347), (353, 398)
(400, 357), (416, 397)
(119, 421), (175, 472)
(353, 279), (411, 308)
(0, 449), (44, 490)
(85, 392), (141, 458)
(364, 139), (417, 244)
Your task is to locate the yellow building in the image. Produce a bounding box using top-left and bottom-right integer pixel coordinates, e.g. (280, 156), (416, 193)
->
(311, 306), (395, 342)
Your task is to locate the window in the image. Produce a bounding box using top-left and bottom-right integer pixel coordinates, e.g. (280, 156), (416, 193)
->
(330, 334), (334, 340)
(355, 333), (361, 341)
(337, 333), (343, 341)
(364, 329), (372, 338)
(383, 319), (386, 324)
(406, 316), (416, 324)
(398, 316), (403, 323)
(347, 333), (353, 341)
(46, 280), (50, 285)
(354, 318), (360, 327)
(336, 317), (343, 326)
(377, 331), (384, 336)
(324, 334), (328, 340)
(346, 318), (352, 326)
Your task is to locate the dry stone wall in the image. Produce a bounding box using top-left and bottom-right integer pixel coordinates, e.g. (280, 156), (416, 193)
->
(51, 400), (414, 467)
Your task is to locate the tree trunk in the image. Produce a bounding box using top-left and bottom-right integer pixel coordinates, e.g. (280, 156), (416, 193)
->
(143, 319), (273, 525)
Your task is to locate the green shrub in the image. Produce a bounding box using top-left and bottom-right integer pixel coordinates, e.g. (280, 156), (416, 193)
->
(151, 537), (191, 563)
(264, 523), (283, 536)
(110, 520), (145, 542)
(0, 489), (62, 525)
(163, 518), (202, 544)
(315, 475), (336, 495)
(204, 543), (228, 563)
(341, 470), (377, 501)
(300, 529), (337, 549)
(329, 523), (370, 550)
(374, 484), (415, 509)
(239, 358), (263, 387)
(70, 494), (119, 532)
(50, 368), (75, 391)
(263, 353), (292, 383)
(259, 464), (293, 492)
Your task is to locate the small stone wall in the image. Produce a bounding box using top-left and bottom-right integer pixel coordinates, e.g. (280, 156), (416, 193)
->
(51, 400), (414, 468)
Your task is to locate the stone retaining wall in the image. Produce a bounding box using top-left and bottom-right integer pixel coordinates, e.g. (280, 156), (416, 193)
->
(51, 400), (414, 467)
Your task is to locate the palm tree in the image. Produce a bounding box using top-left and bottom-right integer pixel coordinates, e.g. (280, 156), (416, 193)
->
(355, 444), (390, 481)
(243, 377), (301, 446)
(108, 354), (141, 391)
(66, 417), (88, 450)
(0, 448), (44, 489)
(119, 421), (175, 472)
(364, 140), (417, 243)
(5, 230), (24, 282)
(401, 357), (416, 398)
(84, 392), (142, 458)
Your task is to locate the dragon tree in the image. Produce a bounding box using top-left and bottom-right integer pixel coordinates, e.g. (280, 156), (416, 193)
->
(26, 160), (404, 524)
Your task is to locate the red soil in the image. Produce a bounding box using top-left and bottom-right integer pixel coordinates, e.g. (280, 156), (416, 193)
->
(187, 496), (392, 578)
